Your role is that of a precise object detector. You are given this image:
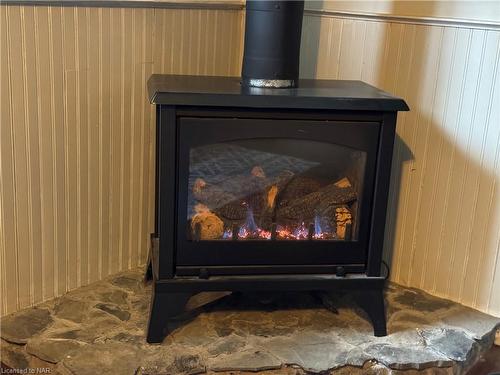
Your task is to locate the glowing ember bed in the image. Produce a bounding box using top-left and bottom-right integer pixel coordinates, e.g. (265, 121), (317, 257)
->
(188, 142), (362, 242)
(145, 74), (409, 343)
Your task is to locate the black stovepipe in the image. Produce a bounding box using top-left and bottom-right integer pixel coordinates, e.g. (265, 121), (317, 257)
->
(241, 0), (305, 88)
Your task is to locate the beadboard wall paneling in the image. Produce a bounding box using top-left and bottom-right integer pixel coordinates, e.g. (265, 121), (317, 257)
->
(305, 1), (500, 27)
(2, 2), (500, 320)
(300, 13), (500, 316)
(0, 4), (244, 316)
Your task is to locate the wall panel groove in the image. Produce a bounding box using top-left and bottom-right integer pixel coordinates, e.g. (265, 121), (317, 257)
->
(458, 30), (490, 303)
(411, 27), (445, 290)
(470, 42), (499, 307)
(0, 4), (244, 315)
(380, 22), (404, 273)
(3, 6), (21, 312)
(423, 27), (456, 295)
(2, 3), (499, 319)
(301, 12), (500, 316)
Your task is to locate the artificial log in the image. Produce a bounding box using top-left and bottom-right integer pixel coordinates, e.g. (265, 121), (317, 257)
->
(277, 176), (323, 209)
(232, 223), (239, 240)
(193, 168), (291, 207)
(193, 178), (237, 214)
(258, 170), (295, 229)
(192, 170), (268, 210)
(333, 177), (352, 188)
(193, 174), (258, 221)
(215, 201), (248, 221)
(334, 206), (353, 240)
(192, 170), (357, 240)
(319, 179), (357, 206)
(276, 180), (357, 221)
(194, 168), (294, 228)
(190, 211), (224, 240)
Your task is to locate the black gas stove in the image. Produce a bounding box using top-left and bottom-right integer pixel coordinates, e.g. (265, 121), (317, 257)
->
(144, 74), (408, 343)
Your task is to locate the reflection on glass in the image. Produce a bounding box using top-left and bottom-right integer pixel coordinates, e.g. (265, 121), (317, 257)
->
(187, 139), (366, 241)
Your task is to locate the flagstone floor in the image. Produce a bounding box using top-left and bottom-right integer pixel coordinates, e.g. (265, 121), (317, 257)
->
(1, 267), (499, 374)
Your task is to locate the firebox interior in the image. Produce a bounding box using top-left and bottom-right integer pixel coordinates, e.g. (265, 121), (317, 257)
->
(187, 139), (367, 241)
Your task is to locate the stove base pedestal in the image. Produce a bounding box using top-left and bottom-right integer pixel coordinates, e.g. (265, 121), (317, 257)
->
(353, 289), (387, 336)
(146, 289), (193, 344)
(144, 256), (153, 283)
(145, 273), (387, 343)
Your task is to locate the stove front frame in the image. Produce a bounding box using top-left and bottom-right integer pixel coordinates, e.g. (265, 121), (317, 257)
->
(176, 114), (379, 272)
(145, 105), (397, 343)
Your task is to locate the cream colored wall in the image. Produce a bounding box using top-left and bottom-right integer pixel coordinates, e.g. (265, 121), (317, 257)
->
(2, 0), (499, 318)
(0, 4), (244, 316)
(300, 7), (500, 316)
(305, 1), (500, 26)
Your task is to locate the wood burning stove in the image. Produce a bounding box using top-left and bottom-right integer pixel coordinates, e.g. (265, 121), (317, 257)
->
(145, 74), (409, 343)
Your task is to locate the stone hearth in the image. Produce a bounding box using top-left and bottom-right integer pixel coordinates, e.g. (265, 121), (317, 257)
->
(1, 268), (499, 374)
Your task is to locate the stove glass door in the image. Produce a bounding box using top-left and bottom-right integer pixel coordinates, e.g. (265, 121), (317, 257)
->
(188, 140), (366, 242)
(176, 116), (379, 267)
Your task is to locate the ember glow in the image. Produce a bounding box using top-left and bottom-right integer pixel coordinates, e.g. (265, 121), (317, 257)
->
(276, 216), (335, 240)
(313, 215), (329, 239)
(222, 229), (232, 239)
(239, 205), (272, 239)
(221, 207), (334, 240)
(276, 227), (293, 239)
(293, 222), (309, 239)
(222, 227), (271, 240)
(275, 222), (309, 240)
(222, 204), (272, 240)
(238, 226), (272, 240)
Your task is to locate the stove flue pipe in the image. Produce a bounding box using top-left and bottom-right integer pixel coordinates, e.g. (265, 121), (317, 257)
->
(241, 0), (305, 88)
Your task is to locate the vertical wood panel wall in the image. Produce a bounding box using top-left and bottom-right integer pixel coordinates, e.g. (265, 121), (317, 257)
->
(300, 12), (500, 316)
(0, 4), (244, 316)
(2, 3), (500, 319)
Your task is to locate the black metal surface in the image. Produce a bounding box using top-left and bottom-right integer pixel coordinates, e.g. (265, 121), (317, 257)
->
(146, 75), (408, 342)
(151, 104), (400, 277)
(175, 107), (386, 122)
(353, 289), (387, 336)
(367, 112), (398, 276)
(154, 273), (386, 293)
(157, 106), (177, 279)
(176, 116), (379, 267)
(175, 264), (366, 277)
(146, 274), (386, 343)
(146, 290), (192, 343)
(148, 75), (410, 111)
(241, 0), (304, 86)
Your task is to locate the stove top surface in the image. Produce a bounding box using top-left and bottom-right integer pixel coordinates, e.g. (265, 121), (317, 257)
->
(148, 74), (409, 112)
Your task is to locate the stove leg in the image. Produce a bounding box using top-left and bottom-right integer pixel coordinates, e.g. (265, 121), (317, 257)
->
(354, 289), (387, 337)
(144, 234), (157, 283)
(144, 256), (153, 282)
(146, 289), (192, 343)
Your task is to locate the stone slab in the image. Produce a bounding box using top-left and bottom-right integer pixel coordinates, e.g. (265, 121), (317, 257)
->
(1, 267), (499, 374)
(208, 349), (282, 372)
(26, 337), (87, 363)
(1, 308), (53, 344)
